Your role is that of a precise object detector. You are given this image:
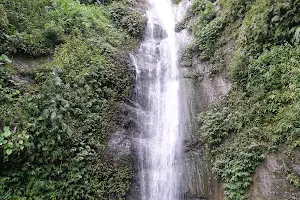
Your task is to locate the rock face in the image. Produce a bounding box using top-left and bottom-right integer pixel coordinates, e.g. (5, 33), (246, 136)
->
(180, 45), (229, 200)
(11, 53), (51, 87)
(108, 130), (132, 161)
(177, 0), (300, 199)
(247, 150), (300, 200)
(176, 0), (230, 199)
(181, 50), (300, 200)
(153, 23), (168, 39)
(180, 44), (300, 200)
(114, 0), (300, 199)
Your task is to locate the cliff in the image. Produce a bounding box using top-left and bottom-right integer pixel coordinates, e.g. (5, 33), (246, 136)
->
(181, 0), (300, 199)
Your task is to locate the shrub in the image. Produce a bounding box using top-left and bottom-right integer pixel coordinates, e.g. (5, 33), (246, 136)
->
(108, 2), (146, 38)
(0, 0), (137, 199)
(200, 46), (300, 199)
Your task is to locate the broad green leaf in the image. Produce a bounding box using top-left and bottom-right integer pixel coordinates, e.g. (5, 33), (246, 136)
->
(6, 149), (13, 155)
(3, 126), (9, 133)
(3, 127), (11, 137)
(0, 54), (12, 63)
(8, 142), (13, 148)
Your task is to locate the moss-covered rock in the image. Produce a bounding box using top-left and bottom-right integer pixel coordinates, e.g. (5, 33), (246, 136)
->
(0, 0), (145, 199)
(186, 0), (300, 199)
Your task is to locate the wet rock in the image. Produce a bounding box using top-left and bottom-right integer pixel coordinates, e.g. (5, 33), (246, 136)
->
(180, 60), (193, 68)
(180, 15), (229, 200)
(175, 11), (192, 33)
(175, 20), (187, 33)
(153, 23), (168, 39)
(293, 166), (300, 176)
(108, 130), (132, 161)
(11, 53), (51, 88)
(247, 153), (300, 200)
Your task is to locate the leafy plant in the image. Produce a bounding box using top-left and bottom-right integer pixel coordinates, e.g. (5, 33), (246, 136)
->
(0, 0), (139, 199)
(192, 0), (300, 198)
(0, 54), (12, 64)
(0, 127), (29, 156)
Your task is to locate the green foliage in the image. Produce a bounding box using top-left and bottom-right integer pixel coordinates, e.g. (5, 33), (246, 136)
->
(0, 54), (12, 64)
(191, 0), (222, 59)
(0, 126), (30, 156)
(287, 172), (300, 188)
(199, 2), (216, 23)
(108, 1), (146, 38)
(193, 18), (223, 59)
(0, 4), (9, 30)
(192, 0), (300, 198)
(191, 0), (207, 14)
(214, 142), (266, 200)
(79, 0), (116, 5)
(191, 0), (257, 60)
(180, 43), (196, 68)
(199, 105), (231, 150)
(235, 0), (300, 61)
(0, 0), (138, 199)
(200, 45), (300, 199)
(218, 0), (255, 24)
(281, 154), (300, 189)
(0, 0), (138, 56)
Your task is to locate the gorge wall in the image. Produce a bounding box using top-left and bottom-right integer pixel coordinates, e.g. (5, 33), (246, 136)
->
(179, 0), (300, 199)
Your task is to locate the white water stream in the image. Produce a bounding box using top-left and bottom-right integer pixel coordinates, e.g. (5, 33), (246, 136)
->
(132, 0), (191, 199)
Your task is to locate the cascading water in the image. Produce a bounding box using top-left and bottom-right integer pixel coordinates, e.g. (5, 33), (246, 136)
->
(132, 0), (189, 199)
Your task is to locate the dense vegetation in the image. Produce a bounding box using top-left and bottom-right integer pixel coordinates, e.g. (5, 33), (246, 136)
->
(0, 0), (145, 199)
(189, 0), (300, 199)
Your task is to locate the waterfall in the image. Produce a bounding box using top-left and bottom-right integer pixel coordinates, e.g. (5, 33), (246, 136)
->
(132, 0), (191, 199)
